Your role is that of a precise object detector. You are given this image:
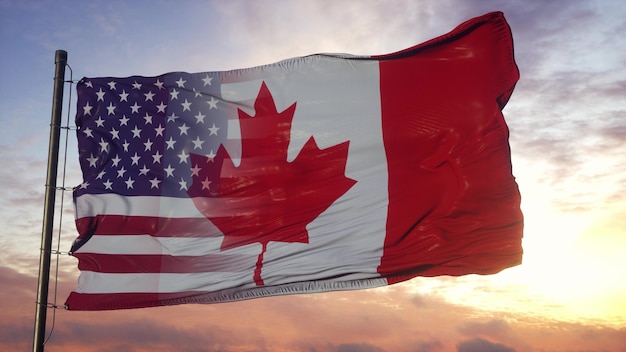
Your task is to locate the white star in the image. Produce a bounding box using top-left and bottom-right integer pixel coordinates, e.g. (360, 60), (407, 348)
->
(119, 115), (129, 126)
(165, 137), (176, 150)
(143, 113), (153, 124)
(152, 151), (163, 164)
(130, 152), (141, 165)
(208, 123), (220, 135)
(202, 75), (213, 86)
(83, 102), (93, 116)
(117, 166), (127, 178)
(149, 177), (161, 189)
(139, 164), (150, 176)
(82, 127), (94, 138)
(155, 124), (165, 136)
(191, 164), (201, 177)
(111, 155), (121, 167)
(143, 139), (153, 151)
(144, 91), (155, 101)
(131, 126), (142, 138)
(132, 81), (142, 90)
(178, 150), (189, 164)
(130, 102), (141, 113)
(193, 88), (202, 97)
(175, 77), (186, 88)
(96, 170), (106, 179)
(122, 140), (130, 152)
(119, 90), (129, 102)
(125, 177), (135, 189)
(191, 136), (205, 150)
(201, 177), (212, 190)
(207, 96), (218, 109)
(103, 179), (113, 190)
(154, 79), (165, 90)
(79, 182), (90, 189)
(181, 99), (192, 111)
(95, 116), (105, 127)
(87, 153), (98, 167)
(178, 178), (188, 190)
(96, 88), (106, 101)
(164, 164), (175, 177)
(167, 113), (179, 122)
(84, 80), (93, 88)
(178, 123), (190, 135)
(194, 111), (206, 124)
(206, 149), (216, 162)
(107, 81), (117, 90)
(156, 101), (167, 113)
(110, 127), (119, 139)
(106, 102), (116, 115)
(170, 89), (179, 100)
(99, 138), (109, 153)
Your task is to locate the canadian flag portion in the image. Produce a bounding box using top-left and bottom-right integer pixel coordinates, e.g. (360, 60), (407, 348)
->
(66, 12), (522, 310)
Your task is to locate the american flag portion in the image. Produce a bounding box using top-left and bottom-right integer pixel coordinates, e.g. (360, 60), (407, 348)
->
(74, 73), (227, 200)
(70, 73), (271, 307)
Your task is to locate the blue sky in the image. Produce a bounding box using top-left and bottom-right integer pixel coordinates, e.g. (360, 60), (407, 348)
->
(1, 1), (626, 351)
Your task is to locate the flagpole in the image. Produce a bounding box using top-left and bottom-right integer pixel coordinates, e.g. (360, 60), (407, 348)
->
(33, 49), (67, 352)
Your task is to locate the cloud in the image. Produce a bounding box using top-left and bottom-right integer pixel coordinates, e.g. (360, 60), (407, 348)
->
(411, 339), (444, 352)
(50, 318), (260, 352)
(483, 1), (626, 215)
(0, 319), (32, 351)
(457, 338), (516, 352)
(457, 319), (533, 352)
(3, 264), (626, 352)
(0, 265), (38, 351)
(334, 343), (385, 352)
(458, 319), (512, 340)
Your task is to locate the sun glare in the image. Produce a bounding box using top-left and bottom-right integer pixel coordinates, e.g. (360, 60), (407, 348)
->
(484, 200), (626, 327)
(402, 180), (626, 328)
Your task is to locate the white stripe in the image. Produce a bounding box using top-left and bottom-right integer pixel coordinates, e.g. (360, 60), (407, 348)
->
(220, 80), (263, 166)
(221, 79), (263, 104)
(75, 194), (200, 218)
(226, 118), (241, 141)
(225, 118), (242, 167)
(75, 193), (265, 219)
(75, 270), (386, 295)
(75, 235), (224, 255)
(76, 271), (256, 293)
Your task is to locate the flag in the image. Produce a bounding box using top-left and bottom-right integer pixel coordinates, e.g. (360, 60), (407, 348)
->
(66, 11), (523, 310)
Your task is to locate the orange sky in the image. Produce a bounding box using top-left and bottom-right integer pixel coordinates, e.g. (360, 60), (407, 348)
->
(1, 264), (625, 351)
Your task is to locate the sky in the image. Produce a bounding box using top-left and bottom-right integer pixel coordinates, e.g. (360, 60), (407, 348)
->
(1, 0), (625, 351)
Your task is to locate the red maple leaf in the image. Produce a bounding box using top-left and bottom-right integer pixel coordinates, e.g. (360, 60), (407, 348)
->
(187, 82), (356, 286)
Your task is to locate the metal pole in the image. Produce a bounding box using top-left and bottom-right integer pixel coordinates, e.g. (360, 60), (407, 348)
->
(33, 49), (67, 352)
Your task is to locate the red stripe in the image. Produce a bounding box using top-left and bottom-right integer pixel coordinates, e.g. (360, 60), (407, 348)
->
(74, 252), (254, 273)
(75, 215), (221, 238)
(378, 12), (523, 282)
(65, 291), (201, 310)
